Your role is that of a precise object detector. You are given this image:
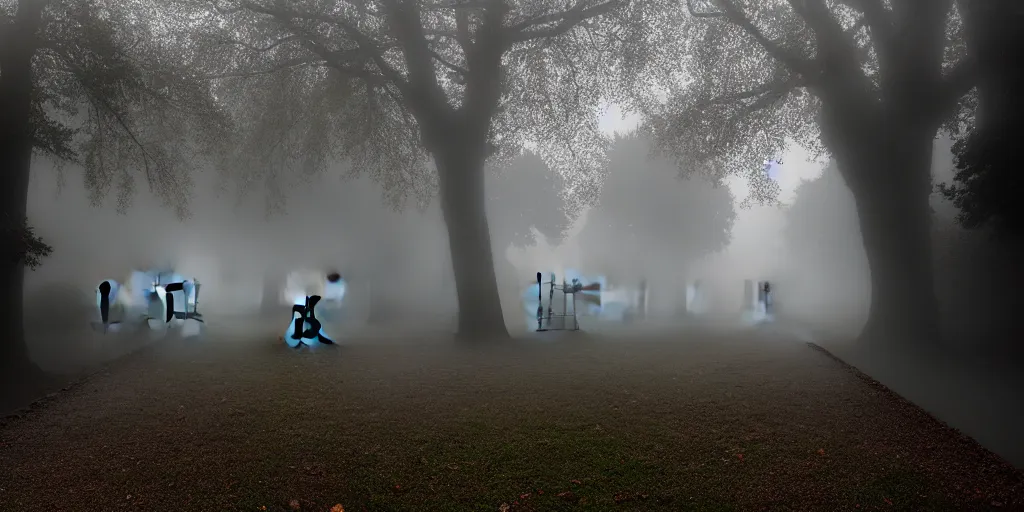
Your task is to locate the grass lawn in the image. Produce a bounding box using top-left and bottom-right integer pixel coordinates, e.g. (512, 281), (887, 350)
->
(1, 328), (1021, 511)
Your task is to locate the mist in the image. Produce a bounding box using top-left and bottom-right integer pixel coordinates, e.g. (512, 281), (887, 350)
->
(22, 157), (461, 372)
(764, 136), (1024, 353)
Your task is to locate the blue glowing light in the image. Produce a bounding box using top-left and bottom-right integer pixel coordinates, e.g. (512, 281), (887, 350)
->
(522, 271), (607, 328)
(763, 159), (782, 181)
(284, 295), (334, 348)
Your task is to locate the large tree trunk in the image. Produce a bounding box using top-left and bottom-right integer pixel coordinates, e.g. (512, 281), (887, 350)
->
(1, 0), (49, 403)
(833, 120), (941, 346)
(435, 143), (508, 339)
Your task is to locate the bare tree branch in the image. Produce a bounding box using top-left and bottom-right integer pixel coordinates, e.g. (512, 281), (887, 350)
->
(201, 55), (322, 80)
(699, 74), (806, 109)
(836, 0), (893, 42)
(688, 0), (819, 79)
(507, 0), (624, 43)
(236, 0), (411, 93)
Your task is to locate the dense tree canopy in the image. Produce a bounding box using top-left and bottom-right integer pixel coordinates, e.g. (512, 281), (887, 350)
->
(633, 0), (974, 190)
(938, 1), (1024, 238)
(168, 0), (671, 212)
(1, 0), (228, 216)
(628, 0), (978, 344)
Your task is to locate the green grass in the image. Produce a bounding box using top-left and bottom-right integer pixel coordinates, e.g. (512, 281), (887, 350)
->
(1, 330), (1021, 511)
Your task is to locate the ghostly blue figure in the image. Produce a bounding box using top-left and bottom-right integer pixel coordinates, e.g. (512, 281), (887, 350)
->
(762, 159), (783, 182)
(563, 269), (604, 316)
(522, 270), (606, 329)
(284, 295), (334, 348)
(95, 279), (122, 332)
(523, 282), (543, 330)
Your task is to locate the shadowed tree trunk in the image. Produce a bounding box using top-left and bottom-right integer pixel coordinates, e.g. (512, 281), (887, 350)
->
(830, 116), (940, 345)
(1, 0), (49, 398)
(435, 126), (507, 339)
(807, 3), (958, 346)
(394, 3), (509, 340)
(680, 0), (975, 346)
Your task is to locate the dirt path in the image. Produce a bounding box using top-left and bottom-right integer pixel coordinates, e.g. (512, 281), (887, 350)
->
(1, 330), (1021, 511)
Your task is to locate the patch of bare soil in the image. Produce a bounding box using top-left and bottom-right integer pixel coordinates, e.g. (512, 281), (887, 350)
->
(0, 331), (1021, 511)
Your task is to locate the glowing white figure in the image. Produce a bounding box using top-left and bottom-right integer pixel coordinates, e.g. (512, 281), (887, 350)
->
(146, 286), (170, 330)
(685, 280), (707, 315)
(323, 278), (346, 303)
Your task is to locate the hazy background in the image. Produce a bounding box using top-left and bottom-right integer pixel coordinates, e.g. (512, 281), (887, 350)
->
(22, 104), (1024, 373)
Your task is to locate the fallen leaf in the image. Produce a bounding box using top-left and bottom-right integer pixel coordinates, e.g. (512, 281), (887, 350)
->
(817, 448), (825, 456)
(570, 479), (582, 485)
(330, 505), (345, 512)
(736, 453), (744, 460)
(557, 491), (576, 502)
(519, 493), (531, 500)
(498, 504), (510, 512)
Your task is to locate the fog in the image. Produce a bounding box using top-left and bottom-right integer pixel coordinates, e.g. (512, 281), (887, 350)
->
(24, 158), (459, 371)
(765, 136), (1024, 352)
(23, 125), (1024, 378)
(23, 130), (747, 369)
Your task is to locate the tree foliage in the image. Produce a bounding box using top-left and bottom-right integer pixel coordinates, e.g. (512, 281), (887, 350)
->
(940, 125), (1024, 238)
(164, 0), (675, 213)
(938, 1), (1024, 238)
(576, 133), (735, 279)
(1, 214), (53, 270)
(628, 0), (975, 200)
(1, 0), (230, 218)
(486, 151), (571, 249)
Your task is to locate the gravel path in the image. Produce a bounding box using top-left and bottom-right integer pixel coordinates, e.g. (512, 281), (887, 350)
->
(1, 329), (1021, 511)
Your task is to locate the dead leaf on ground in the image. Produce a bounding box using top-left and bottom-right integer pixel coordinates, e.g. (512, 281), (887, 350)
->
(498, 504), (510, 512)
(557, 491), (576, 502)
(289, 499), (301, 510)
(330, 505), (344, 512)
(614, 492), (634, 503)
